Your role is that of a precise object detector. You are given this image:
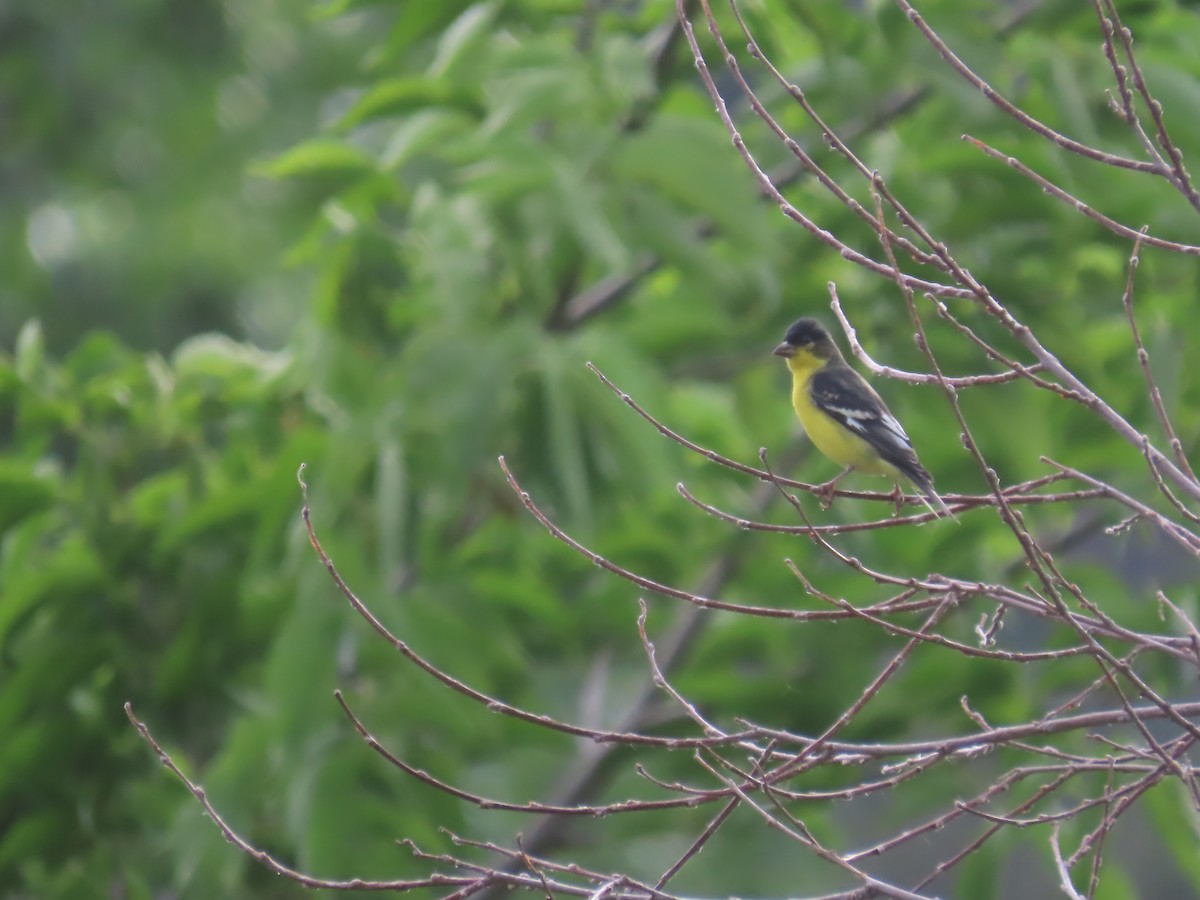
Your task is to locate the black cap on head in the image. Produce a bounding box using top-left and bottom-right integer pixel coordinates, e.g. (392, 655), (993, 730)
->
(783, 317), (829, 347)
(773, 317), (839, 360)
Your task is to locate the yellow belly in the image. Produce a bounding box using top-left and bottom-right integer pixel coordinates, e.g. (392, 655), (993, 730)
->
(791, 380), (896, 477)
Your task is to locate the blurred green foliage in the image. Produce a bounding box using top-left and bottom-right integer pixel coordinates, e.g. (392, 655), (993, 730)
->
(2, 0), (1199, 897)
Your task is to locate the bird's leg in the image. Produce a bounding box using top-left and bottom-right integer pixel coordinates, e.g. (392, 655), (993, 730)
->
(816, 467), (852, 509)
(890, 482), (906, 517)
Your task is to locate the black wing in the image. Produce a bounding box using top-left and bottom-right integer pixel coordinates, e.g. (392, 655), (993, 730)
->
(809, 365), (932, 486)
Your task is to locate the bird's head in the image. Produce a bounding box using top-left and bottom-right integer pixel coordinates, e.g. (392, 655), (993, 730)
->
(773, 317), (841, 366)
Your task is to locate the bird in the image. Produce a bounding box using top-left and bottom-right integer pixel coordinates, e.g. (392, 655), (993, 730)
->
(773, 317), (952, 518)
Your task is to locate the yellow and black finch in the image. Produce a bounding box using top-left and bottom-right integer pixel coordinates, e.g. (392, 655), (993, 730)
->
(774, 317), (951, 517)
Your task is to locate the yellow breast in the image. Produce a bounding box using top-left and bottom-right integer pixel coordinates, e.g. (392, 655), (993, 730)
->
(787, 359), (896, 478)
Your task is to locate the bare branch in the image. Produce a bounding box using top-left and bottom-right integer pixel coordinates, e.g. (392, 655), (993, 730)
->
(893, 0), (1158, 174)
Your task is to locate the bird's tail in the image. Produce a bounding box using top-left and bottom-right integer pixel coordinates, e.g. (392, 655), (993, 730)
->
(904, 465), (957, 521)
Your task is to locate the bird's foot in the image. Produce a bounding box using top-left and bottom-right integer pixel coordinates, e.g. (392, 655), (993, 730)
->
(890, 483), (907, 517)
(816, 468), (851, 510)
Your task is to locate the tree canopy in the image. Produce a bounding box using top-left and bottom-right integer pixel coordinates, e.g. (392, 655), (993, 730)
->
(3, 1), (1199, 898)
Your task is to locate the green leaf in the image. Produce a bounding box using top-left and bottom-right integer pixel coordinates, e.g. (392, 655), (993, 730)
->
(0, 461), (58, 534)
(428, 2), (500, 80)
(337, 78), (482, 130)
(1145, 779), (1200, 888)
(0, 522), (107, 646)
(0, 810), (70, 870)
(380, 109), (475, 170)
(172, 334), (291, 383)
(252, 139), (376, 180)
(538, 345), (591, 524)
(613, 115), (768, 246)
(551, 160), (631, 272)
(14, 320), (45, 382)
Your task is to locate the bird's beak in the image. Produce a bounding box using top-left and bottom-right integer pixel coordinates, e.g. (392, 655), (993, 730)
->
(772, 342), (795, 358)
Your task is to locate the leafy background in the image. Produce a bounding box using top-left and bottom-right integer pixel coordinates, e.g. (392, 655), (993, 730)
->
(2, 0), (1198, 897)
